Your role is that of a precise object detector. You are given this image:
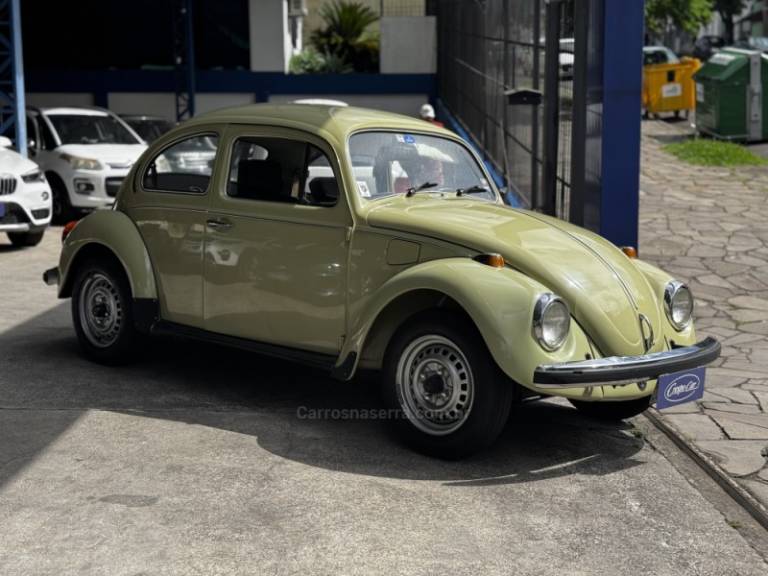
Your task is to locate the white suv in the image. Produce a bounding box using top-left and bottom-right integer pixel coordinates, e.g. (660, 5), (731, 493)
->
(0, 135), (52, 246)
(26, 107), (147, 222)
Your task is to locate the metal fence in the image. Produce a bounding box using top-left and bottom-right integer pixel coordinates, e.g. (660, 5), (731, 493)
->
(436, 0), (543, 207)
(436, 0), (596, 222)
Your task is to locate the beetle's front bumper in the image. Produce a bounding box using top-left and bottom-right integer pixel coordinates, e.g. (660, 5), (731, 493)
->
(533, 337), (721, 388)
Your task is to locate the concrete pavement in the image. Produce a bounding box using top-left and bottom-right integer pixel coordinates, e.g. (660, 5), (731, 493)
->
(1, 230), (767, 575)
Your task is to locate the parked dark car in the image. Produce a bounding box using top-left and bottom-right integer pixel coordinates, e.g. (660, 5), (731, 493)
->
(693, 36), (725, 61)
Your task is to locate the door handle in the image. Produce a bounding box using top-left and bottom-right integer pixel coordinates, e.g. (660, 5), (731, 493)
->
(207, 218), (233, 232)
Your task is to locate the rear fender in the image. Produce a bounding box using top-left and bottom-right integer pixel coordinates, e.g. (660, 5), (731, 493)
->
(58, 210), (157, 300)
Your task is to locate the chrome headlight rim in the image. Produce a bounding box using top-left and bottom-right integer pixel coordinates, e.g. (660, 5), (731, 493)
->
(664, 280), (693, 331)
(533, 293), (571, 352)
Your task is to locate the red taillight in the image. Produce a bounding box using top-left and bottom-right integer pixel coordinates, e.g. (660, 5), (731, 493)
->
(62, 220), (79, 243)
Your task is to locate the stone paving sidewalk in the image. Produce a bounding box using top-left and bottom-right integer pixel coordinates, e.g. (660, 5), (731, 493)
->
(640, 119), (768, 506)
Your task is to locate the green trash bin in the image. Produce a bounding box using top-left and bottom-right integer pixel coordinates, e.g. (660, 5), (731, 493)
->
(694, 48), (768, 142)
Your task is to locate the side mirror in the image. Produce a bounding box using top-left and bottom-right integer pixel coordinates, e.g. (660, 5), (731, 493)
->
(27, 139), (37, 156)
(0, 135), (12, 148)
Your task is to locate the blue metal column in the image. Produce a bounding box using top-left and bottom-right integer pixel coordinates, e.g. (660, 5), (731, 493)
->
(0, 0), (26, 157)
(599, 0), (644, 249)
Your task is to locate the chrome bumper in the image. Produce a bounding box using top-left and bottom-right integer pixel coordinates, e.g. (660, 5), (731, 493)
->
(533, 337), (721, 389)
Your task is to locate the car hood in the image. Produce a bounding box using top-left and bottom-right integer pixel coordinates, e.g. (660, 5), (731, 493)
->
(366, 198), (664, 356)
(56, 144), (147, 166)
(0, 147), (39, 175)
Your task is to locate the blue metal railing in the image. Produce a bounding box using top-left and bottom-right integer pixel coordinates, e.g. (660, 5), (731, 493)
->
(0, 0), (26, 157)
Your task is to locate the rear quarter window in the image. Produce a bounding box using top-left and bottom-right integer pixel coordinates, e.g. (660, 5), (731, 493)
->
(142, 134), (219, 194)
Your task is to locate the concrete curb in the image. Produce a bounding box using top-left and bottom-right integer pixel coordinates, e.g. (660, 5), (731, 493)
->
(645, 408), (768, 532)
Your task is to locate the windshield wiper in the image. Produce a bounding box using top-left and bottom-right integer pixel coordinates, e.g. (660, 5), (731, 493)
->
(456, 185), (491, 197)
(405, 181), (439, 197)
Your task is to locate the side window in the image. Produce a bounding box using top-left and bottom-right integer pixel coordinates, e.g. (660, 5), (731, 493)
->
(143, 134), (219, 194)
(39, 120), (58, 150)
(227, 137), (339, 206)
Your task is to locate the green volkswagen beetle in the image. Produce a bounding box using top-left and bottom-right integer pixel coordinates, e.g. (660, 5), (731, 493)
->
(43, 104), (720, 458)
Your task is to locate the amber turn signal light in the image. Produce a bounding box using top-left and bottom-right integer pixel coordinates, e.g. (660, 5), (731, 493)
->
(621, 246), (638, 259)
(475, 253), (505, 268)
(62, 220), (79, 243)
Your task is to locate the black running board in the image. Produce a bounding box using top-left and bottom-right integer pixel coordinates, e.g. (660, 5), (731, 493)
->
(151, 320), (339, 372)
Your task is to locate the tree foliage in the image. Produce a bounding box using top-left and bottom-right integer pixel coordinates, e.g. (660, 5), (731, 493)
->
(645, 0), (713, 35)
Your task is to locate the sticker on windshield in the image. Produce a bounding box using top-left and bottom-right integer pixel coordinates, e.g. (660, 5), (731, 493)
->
(357, 180), (371, 198)
(396, 134), (416, 144)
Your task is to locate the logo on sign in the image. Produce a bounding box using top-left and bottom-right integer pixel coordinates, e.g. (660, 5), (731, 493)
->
(663, 373), (701, 404)
(662, 83), (683, 99)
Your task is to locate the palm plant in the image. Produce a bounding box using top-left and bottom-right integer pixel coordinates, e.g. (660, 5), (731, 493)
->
(310, 1), (380, 73)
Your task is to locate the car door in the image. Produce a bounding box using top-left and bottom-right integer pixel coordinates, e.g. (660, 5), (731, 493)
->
(203, 125), (350, 354)
(126, 130), (220, 329)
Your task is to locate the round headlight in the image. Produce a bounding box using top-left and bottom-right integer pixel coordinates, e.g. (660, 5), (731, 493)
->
(533, 293), (571, 351)
(664, 281), (693, 330)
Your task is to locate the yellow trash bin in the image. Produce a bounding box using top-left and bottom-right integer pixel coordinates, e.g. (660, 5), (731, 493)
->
(643, 57), (702, 118)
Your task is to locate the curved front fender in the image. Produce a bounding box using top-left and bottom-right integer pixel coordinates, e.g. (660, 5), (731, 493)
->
(59, 210), (157, 300)
(341, 258), (597, 397)
(632, 258), (696, 347)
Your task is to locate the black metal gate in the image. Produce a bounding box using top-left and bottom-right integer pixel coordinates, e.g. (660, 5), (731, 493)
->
(436, 0), (585, 221)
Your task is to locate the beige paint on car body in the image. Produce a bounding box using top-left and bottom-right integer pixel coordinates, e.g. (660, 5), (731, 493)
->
(56, 103), (700, 402)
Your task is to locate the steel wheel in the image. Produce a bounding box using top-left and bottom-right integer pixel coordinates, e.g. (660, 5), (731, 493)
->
(395, 334), (475, 436)
(77, 272), (124, 349)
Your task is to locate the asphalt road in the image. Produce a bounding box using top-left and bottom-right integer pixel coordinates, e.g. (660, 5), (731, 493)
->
(1, 229), (767, 576)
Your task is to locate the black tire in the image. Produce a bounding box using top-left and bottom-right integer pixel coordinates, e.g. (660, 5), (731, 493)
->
(7, 230), (44, 247)
(381, 311), (513, 459)
(570, 396), (651, 421)
(71, 258), (138, 365)
(48, 172), (74, 225)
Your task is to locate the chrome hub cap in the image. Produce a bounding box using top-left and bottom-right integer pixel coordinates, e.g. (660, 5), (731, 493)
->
(78, 272), (122, 348)
(396, 335), (474, 436)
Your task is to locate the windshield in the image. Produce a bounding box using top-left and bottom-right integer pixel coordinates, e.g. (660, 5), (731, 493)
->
(348, 132), (495, 201)
(47, 114), (142, 145)
(126, 119), (174, 143)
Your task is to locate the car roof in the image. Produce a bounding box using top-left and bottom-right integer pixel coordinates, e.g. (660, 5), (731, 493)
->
(185, 103), (455, 142)
(121, 114), (173, 121)
(36, 107), (111, 116)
